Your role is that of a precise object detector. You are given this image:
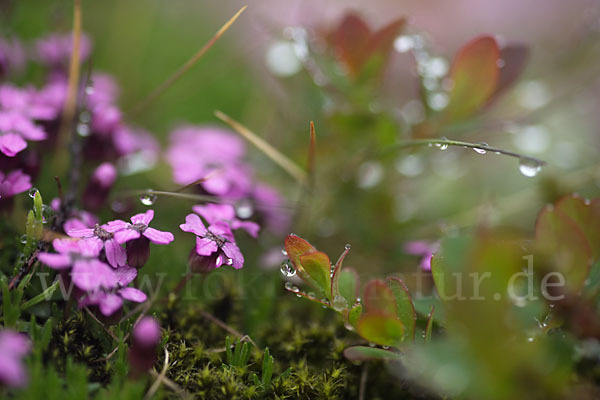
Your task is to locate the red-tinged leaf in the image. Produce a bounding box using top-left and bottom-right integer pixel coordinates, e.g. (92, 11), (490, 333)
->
(493, 44), (529, 98)
(284, 234), (318, 287)
(424, 305), (435, 343)
(333, 13), (405, 78)
(363, 279), (397, 316)
(331, 245), (351, 300)
(535, 206), (592, 292)
(387, 277), (416, 341)
(443, 35), (500, 123)
(356, 313), (405, 347)
(299, 251), (332, 299)
(555, 194), (600, 261)
(343, 346), (402, 362)
(334, 13), (372, 77)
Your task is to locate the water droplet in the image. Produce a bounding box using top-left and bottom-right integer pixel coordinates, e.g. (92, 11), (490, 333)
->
(76, 123), (90, 137)
(345, 243), (351, 250)
(28, 188), (38, 198)
(280, 259), (296, 277)
(20, 235), (27, 244)
(281, 249), (288, 256)
(527, 337), (534, 343)
(291, 285), (300, 293)
(473, 142), (488, 155)
(344, 322), (355, 331)
(428, 92), (449, 110)
(79, 110), (91, 123)
(394, 35), (415, 53)
(518, 157), (542, 177)
(139, 193), (157, 206)
(306, 292), (316, 299)
(235, 199), (254, 219)
(226, 258), (233, 266)
(42, 204), (53, 224)
(85, 86), (95, 95)
(284, 281), (294, 291)
(332, 295), (348, 311)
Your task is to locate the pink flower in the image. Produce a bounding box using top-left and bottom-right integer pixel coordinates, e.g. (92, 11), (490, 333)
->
(38, 238), (118, 293)
(106, 210), (174, 268)
(404, 241), (440, 271)
(50, 197), (99, 234)
(253, 183), (291, 234)
(0, 169), (30, 199)
(166, 126), (252, 198)
(0, 330), (31, 388)
(82, 162), (117, 212)
(78, 265), (146, 316)
(129, 317), (161, 376)
(34, 33), (92, 68)
(193, 203), (260, 238)
(180, 213), (244, 271)
(66, 224), (127, 268)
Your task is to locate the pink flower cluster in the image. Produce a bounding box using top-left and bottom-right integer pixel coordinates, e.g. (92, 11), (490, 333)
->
(38, 209), (173, 317)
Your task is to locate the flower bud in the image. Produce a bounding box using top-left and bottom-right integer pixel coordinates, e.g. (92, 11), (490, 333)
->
(82, 162), (116, 212)
(128, 317), (161, 377)
(126, 236), (150, 269)
(188, 247), (221, 274)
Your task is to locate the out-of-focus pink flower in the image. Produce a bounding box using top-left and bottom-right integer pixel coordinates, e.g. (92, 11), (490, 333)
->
(106, 210), (174, 268)
(0, 38), (26, 78)
(0, 169), (30, 199)
(34, 33), (92, 68)
(0, 330), (31, 388)
(129, 317), (161, 376)
(166, 125), (252, 198)
(404, 240), (439, 271)
(78, 265), (146, 316)
(50, 197), (99, 233)
(193, 203), (260, 238)
(253, 183), (291, 234)
(180, 213), (244, 271)
(82, 162), (117, 212)
(38, 238), (118, 292)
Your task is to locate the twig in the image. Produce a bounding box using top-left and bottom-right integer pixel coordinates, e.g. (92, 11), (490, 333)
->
(144, 349), (170, 400)
(215, 110), (308, 185)
(129, 6), (247, 115)
(83, 306), (119, 342)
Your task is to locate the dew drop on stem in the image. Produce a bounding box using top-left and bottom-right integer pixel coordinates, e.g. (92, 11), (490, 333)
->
(139, 192), (157, 206)
(518, 157), (542, 177)
(473, 142), (488, 155)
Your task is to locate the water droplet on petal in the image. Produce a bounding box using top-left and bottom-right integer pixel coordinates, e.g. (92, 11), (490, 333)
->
(28, 188), (38, 198)
(518, 157), (542, 177)
(280, 259), (296, 277)
(139, 193), (157, 206)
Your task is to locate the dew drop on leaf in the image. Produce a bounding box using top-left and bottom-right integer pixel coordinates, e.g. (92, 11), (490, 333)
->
(280, 259), (296, 277)
(28, 188), (38, 198)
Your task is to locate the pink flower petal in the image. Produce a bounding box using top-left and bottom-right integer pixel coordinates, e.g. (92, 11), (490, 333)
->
(114, 265), (137, 286)
(104, 239), (126, 268)
(104, 219), (128, 233)
(78, 238), (103, 257)
(222, 242), (244, 269)
(119, 287), (147, 303)
(180, 213), (207, 236)
(131, 209), (154, 225)
(143, 227), (174, 244)
(37, 252), (72, 270)
(192, 203), (235, 223)
(232, 220), (260, 238)
(195, 237), (218, 256)
(0, 132), (26, 157)
(114, 228), (140, 244)
(52, 238), (80, 254)
(71, 259), (117, 292)
(99, 293), (123, 316)
(67, 228), (95, 238)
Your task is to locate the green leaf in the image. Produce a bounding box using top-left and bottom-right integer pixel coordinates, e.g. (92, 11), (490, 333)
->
(299, 251), (332, 299)
(21, 280), (60, 310)
(348, 303), (362, 327)
(387, 277), (416, 341)
(356, 313), (405, 347)
(261, 347), (274, 386)
(337, 268), (359, 305)
(363, 279), (397, 316)
(330, 246), (351, 301)
(424, 306), (435, 343)
(343, 346), (403, 362)
(535, 204), (591, 292)
(442, 35), (500, 123)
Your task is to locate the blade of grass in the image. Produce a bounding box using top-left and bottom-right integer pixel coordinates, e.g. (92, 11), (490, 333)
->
(307, 121), (316, 188)
(130, 6), (247, 115)
(215, 110), (308, 185)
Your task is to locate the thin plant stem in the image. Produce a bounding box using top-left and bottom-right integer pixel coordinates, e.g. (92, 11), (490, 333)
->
(215, 110), (308, 185)
(129, 6), (247, 115)
(387, 138), (547, 166)
(144, 349), (170, 400)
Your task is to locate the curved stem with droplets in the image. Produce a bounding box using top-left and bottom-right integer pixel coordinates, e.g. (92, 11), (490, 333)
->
(388, 138), (547, 167)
